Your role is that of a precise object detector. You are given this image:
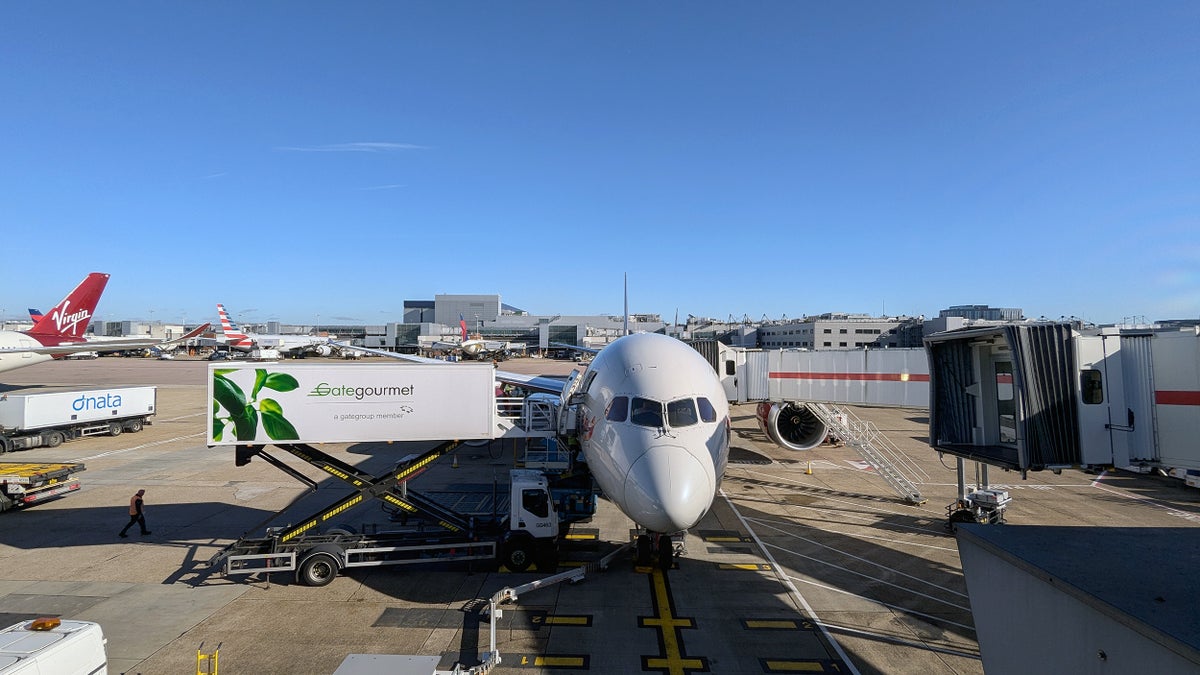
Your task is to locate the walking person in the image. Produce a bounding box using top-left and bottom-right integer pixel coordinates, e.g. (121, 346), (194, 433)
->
(118, 489), (151, 538)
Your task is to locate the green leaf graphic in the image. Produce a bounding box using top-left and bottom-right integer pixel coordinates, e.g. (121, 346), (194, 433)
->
(212, 418), (223, 442)
(260, 398), (299, 440)
(213, 374), (246, 416)
(263, 372), (300, 392)
(251, 369), (268, 400)
(233, 404), (258, 440)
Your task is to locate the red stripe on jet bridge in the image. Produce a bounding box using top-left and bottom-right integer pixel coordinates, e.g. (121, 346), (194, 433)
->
(1156, 391), (1200, 406)
(768, 372), (931, 382)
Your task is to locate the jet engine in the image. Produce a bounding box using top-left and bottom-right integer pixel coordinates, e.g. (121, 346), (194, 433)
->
(755, 402), (827, 451)
(310, 344), (333, 357)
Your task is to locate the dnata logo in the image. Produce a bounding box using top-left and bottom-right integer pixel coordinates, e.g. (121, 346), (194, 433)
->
(73, 392), (123, 411)
(52, 300), (91, 337)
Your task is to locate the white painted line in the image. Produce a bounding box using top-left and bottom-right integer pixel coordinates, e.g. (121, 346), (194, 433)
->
(758, 538), (971, 611)
(785, 574), (977, 634)
(722, 489), (861, 675)
(70, 433), (205, 461)
(745, 514), (961, 555)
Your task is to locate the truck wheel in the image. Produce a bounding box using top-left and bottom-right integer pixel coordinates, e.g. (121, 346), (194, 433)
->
(124, 418), (144, 433)
(298, 553), (340, 587)
(0, 438), (9, 454)
(43, 431), (64, 448)
(503, 538), (534, 572)
(108, 423), (123, 437)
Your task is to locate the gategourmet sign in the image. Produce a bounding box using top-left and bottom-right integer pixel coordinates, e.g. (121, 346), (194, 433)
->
(207, 363), (495, 446)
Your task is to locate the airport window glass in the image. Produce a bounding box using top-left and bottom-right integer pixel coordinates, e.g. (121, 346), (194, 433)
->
(1081, 370), (1104, 405)
(667, 399), (698, 427)
(630, 397), (663, 427)
(725, 360), (736, 376)
(697, 397), (717, 423)
(606, 396), (629, 422)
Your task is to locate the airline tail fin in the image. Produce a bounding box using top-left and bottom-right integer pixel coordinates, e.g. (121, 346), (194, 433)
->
(459, 313), (469, 342)
(26, 273), (110, 342)
(28, 308), (44, 323)
(216, 303), (249, 342)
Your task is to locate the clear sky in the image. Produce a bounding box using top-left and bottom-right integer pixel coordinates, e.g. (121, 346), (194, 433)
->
(2, 2), (1197, 327)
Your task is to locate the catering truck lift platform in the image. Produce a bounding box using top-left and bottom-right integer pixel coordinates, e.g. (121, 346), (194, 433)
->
(206, 440), (596, 585)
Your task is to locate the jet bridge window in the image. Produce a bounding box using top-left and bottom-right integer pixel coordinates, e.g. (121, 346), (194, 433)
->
(1081, 369), (1104, 404)
(631, 397), (663, 427)
(606, 396), (629, 422)
(667, 399), (698, 427)
(697, 397), (717, 423)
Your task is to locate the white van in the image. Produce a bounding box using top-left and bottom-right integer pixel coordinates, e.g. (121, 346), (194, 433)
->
(0, 617), (107, 675)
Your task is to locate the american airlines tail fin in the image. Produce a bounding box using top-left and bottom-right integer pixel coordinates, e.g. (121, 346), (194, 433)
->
(216, 304), (253, 349)
(26, 272), (110, 343)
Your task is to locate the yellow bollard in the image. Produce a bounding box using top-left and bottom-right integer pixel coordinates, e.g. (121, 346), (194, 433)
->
(452, 453), (459, 469)
(806, 461), (813, 476)
(196, 643), (219, 675)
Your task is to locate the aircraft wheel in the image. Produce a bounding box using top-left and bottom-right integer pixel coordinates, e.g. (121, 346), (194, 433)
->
(43, 431), (64, 448)
(503, 537), (534, 572)
(108, 423), (123, 437)
(657, 534), (674, 571)
(635, 534), (653, 567)
(298, 553), (339, 587)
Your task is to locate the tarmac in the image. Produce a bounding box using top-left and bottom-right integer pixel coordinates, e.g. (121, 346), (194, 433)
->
(1, 355), (1198, 674)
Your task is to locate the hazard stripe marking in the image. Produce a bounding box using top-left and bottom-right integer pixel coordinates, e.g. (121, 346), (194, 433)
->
(742, 618), (815, 631)
(759, 658), (841, 672)
(718, 563), (773, 572)
(509, 654), (589, 669)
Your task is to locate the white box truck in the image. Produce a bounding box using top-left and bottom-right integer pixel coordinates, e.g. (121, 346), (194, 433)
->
(0, 387), (157, 453)
(0, 617), (107, 675)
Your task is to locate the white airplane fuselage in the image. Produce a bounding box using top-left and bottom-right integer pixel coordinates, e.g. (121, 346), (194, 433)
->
(0, 332), (54, 373)
(572, 332), (730, 533)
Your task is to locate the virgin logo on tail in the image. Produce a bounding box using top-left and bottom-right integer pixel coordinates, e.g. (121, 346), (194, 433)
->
(27, 272), (109, 342)
(51, 301), (91, 338)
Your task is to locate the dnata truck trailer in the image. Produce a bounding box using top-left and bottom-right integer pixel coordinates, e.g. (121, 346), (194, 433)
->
(204, 363), (596, 586)
(0, 387), (156, 453)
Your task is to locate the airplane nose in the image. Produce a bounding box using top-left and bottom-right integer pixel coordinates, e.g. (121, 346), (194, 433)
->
(623, 445), (714, 532)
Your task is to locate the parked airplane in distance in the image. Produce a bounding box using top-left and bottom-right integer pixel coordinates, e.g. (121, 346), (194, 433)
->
(453, 313), (527, 361)
(216, 304), (337, 357)
(0, 273), (209, 376)
(339, 330), (731, 569)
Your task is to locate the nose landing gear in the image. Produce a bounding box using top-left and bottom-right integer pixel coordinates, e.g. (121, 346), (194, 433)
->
(635, 532), (681, 571)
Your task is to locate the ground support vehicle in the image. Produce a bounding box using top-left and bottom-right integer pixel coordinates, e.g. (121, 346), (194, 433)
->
(0, 387), (155, 453)
(0, 462), (85, 512)
(0, 616), (108, 675)
(206, 440), (597, 586)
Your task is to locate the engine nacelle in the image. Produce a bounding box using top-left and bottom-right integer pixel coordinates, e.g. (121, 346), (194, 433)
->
(755, 402), (827, 451)
(311, 344), (333, 357)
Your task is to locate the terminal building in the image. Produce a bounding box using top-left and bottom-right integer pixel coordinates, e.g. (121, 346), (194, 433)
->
(70, 297), (1044, 355)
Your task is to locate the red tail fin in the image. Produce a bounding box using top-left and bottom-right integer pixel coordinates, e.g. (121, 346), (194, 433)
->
(26, 273), (110, 342)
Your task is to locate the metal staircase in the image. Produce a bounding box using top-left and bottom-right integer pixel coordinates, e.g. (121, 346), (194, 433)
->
(807, 402), (928, 504)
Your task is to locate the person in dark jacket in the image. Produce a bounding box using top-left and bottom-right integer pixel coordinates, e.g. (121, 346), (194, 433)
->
(118, 489), (151, 537)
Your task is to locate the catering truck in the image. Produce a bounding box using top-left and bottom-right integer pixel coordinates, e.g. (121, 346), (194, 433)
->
(0, 387), (156, 453)
(205, 363), (596, 585)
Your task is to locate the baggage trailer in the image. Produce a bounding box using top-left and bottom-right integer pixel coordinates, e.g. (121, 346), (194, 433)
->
(206, 440), (596, 585)
(0, 387), (156, 453)
(0, 462), (86, 511)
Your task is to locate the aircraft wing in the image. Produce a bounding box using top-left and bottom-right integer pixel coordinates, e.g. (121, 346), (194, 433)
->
(0, 323), (211, 357)
(550, 342), (601, 355)
(332, 341), (568, 395)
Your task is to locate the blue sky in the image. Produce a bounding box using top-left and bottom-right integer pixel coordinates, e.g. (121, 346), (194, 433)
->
(2, 2), (1197, 326)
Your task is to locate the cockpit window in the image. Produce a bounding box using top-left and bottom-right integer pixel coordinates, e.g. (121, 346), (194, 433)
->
(630, 397), (663, 427)
(606, 396), (629, 422)
(667, 398), (698, 427)
(697, 397), (717, 423)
